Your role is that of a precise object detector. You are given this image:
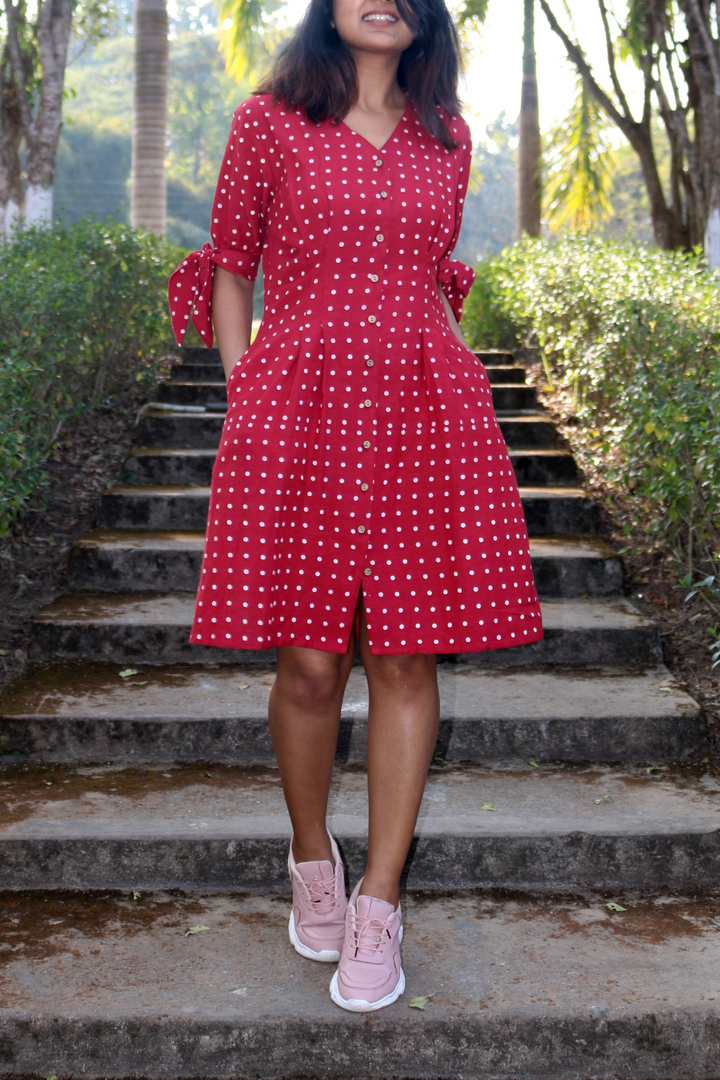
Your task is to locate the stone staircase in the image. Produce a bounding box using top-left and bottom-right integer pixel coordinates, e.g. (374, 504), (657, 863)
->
(1, 348), (719, 1080)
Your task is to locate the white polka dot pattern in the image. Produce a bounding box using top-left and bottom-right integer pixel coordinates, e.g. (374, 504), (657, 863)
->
(169, 94), (544, 656)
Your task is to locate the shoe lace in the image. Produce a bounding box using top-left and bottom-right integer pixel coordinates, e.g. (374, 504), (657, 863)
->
(301, 872), (337, 915)
(347, 908), (390, 957)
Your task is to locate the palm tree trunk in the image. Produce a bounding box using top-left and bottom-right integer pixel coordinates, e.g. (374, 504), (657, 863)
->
(131, 0), (168, 234)
(517, 0), (542, 237)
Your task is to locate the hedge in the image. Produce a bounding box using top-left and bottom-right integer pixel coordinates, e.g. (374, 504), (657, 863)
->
(0, 220), (180, 535)
(462, 237), (720, 572)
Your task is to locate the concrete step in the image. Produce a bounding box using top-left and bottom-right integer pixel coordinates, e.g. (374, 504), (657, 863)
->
(0, 662), (705, 765)
(170, 362), (225, 382)
(182, 346), (222, 364)
(97, 484), (597, 534)
(30, 595), (661, 667)
(4, 892), (720, 1080)
(169, 361), (529, 385)
(1, 762), (719, 892)
(137, 409), (560, 450)
(122, 446), (577, 488)
(158, 381), (540, 412)
(475, 348), (516, 364)
(68, 532), (622, 597)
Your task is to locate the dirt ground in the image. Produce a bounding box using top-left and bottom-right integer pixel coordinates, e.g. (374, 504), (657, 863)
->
(1, 363), (718, 760)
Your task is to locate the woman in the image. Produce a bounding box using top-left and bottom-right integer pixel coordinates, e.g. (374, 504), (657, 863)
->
(169, 0), (543, 1013)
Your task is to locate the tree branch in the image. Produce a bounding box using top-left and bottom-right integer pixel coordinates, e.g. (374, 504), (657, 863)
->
(3, 0), (33, 140)
(597, 0), (632, 118)
(538, 0), (637, 137)
(686, 0), (720, 96)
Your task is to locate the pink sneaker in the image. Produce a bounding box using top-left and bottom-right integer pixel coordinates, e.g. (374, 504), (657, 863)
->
(329, 879), (405, 1012)
(288, 833), (347, 962)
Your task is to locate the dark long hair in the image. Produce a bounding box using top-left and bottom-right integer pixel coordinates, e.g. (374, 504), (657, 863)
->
(255, 0), (462, 149)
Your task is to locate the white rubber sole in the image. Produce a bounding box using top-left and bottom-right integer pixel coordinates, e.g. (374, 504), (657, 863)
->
(329, 966), (406, 1012)
(288, 911), (341, 963)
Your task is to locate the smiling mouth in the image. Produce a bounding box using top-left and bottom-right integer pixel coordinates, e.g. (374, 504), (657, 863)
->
(362, 12), (398, 22)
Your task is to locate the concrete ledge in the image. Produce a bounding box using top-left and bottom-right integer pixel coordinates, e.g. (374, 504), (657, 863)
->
(1, 763), (719, 892)
(31, 597), (658, 667)
(1, 893), (720, 1078)
(0, 663), (705, 764)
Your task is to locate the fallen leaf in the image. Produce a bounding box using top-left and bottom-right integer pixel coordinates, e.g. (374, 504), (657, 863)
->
(481, 802), (496, 811)
(593, 798), (604, 804)
(658, 686), (675, 693)
(646, 766), (665, 774)
(185, 925), (211, 937)
(46, 1074), (57, 1080)
(232, 987), (247, 995)
(409, 994), (433, 1010)
(528, 759), (539, 768)
(132, 890), (141, 901)
(119, 668), (140, 678)
(238, 682), (250, 690)
(43, 780), (52, 786)
(130, 680), (149, 686)
(606, 902), (627, 912)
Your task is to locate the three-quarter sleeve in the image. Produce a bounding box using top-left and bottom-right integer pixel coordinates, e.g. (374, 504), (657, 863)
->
(438, 128), (476, 322)
(168, 100), (276, 347)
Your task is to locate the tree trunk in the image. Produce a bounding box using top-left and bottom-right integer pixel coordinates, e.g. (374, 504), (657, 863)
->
(131, 0), (168, 235)
(0, 66), (23, 233)
(25, 0), (74, 224)
(517, 0), (542, 237)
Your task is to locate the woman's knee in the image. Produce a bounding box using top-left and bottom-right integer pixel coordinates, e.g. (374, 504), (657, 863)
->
(276, 648), (349, 708)
(365, 652), (437, 692)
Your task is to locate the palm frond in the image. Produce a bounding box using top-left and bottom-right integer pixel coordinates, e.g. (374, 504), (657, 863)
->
(544, 75), (618, 232)
(216, 0), (288, 83)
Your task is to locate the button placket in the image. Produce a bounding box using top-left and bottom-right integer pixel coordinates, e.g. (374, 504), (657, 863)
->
(357, 152), (387, 587)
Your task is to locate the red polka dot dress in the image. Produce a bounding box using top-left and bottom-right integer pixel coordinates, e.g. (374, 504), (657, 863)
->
(169, 93), (543, 655)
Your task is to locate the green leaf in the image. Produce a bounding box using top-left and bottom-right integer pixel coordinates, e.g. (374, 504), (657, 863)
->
(185, 925), (211, 937)
(119, 669), (140, 678)
(606, 902), (627, 912)
(528, 759), (539, 768)
(132, 890), (141, 901)
(238, 682), (250, 690)
(481, 802), (496, 811)
(409, 994), (433, 1009)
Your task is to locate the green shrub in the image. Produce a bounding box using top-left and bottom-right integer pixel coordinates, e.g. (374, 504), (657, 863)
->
(0, 219), (180, 535)
(462, 237), (720, 570)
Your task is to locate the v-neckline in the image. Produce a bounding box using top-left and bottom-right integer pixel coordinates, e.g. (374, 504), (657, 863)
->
(339, 98), (411, 152)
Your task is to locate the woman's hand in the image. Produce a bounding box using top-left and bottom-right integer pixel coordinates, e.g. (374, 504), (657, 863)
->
(212, 267), (255, 380)
(438, 285), (470, 348)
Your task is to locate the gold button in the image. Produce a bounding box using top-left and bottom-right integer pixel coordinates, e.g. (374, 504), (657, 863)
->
(368, 315), (377, 324)
(366, 359), (374, 367)
(380, 191), (388, 198)
(375, 233), (384, 243)
(363, 440), (371, 448)
(375, 158), (383, 167)
(357, 525), (366, 534)
(361, 483), (369, 491)
(364, 567), (372, 575)
(364, 398), (372, 407)
(370, 274), (379, 282)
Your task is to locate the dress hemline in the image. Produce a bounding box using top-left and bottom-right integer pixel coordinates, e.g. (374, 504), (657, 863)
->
(189, 621), (544, 657)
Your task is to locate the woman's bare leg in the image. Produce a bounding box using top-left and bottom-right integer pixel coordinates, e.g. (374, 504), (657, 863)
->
(269, 635), (356, 865)
(357, 596), (440, 908)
